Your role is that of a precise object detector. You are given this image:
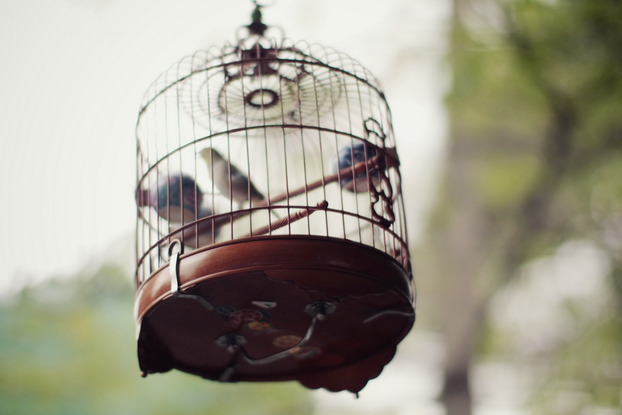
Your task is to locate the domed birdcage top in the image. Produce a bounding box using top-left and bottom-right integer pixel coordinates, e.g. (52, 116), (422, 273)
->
(137, 29), (389, 146)
(134, 2), (414, 395)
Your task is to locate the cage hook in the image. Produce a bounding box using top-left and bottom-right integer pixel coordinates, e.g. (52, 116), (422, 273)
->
(168, 240), (183, 295)
(167, 239), (216, 311)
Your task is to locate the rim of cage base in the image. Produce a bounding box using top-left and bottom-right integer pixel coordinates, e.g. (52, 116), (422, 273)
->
(135, 235), (416, 322)
(134, 205), (410, 285)
(136, 232), (412, 285)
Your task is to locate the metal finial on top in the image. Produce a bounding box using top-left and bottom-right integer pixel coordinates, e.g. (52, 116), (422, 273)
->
(247, 0), (268, 36)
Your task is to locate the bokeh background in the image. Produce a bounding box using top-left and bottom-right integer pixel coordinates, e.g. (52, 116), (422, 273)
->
(1, 0), (621, 414)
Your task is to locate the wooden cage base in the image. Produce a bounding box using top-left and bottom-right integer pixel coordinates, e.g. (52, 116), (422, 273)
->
(135, 236), (415, 393)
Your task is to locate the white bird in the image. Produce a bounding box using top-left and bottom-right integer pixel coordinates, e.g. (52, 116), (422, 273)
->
(199, 147), (265, 206)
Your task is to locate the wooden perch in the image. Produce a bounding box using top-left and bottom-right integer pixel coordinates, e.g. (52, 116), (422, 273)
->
(247, 201), (329, 237)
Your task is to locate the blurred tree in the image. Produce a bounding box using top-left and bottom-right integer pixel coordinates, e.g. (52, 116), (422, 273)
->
(0, 265), (313, 415)
(429, 0), (622, 413)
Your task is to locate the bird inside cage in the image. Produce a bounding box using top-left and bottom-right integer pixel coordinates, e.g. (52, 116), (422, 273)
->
(200, 148), (266, 207)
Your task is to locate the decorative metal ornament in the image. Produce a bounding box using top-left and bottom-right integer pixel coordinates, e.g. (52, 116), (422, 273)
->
(134, 2), (415, 394)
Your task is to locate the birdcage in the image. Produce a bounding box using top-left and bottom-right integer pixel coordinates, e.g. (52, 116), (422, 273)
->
(134, 3), (414, 394)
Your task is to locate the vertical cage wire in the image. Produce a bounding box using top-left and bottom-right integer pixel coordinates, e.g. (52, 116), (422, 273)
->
(135, 36), (409, 286)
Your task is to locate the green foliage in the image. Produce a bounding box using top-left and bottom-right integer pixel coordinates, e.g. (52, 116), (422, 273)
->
(447, 38), (549, 148)
(0, 266), (313, 415)
(447, 0), (622, 265)
(473, 154), (540, 209)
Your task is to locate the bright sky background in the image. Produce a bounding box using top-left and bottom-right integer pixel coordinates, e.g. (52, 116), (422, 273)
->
(0, 0), (450, 297)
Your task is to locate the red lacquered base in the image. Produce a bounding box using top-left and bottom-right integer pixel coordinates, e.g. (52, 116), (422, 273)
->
(135, 236), (415, 393)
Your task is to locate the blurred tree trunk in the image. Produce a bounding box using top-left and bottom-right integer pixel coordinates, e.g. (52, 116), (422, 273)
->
(439, 3), (493, 412)
(439, 140), (490, 415)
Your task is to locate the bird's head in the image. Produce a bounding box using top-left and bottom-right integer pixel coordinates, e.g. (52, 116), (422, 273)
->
(199, 147), (225, 167)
